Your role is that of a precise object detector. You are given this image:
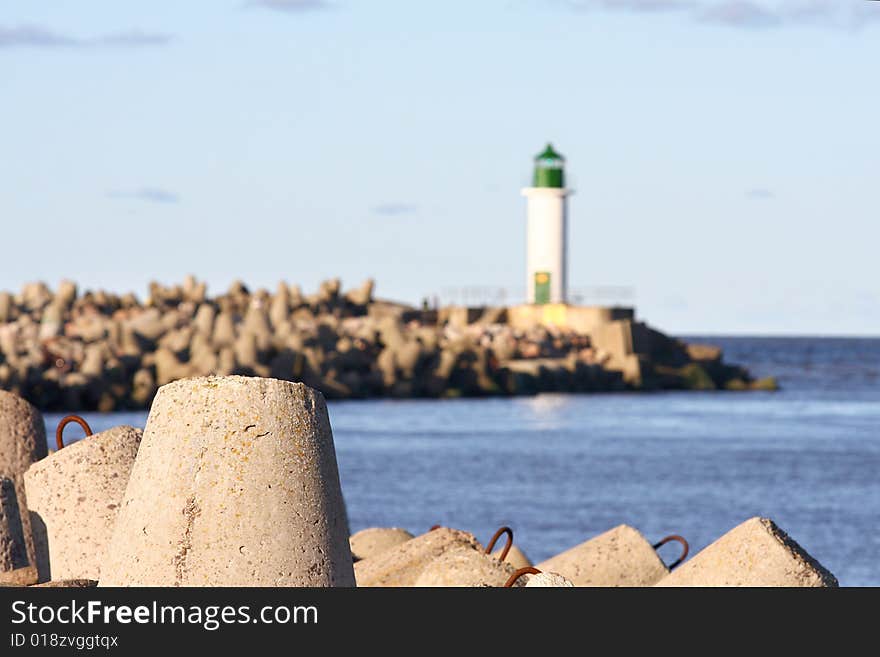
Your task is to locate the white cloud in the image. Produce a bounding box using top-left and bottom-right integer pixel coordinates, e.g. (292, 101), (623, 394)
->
(0, 24), (173, 49)
(108, 188), (180, 204)
(746, 188), (775, 200)
(246, 0), (333, 12)
(561, 0), (880, 30)
(371, 203), (418, 217)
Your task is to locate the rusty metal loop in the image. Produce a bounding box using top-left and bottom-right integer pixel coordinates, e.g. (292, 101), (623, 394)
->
(55, 415), (93, 451)
(653, 534), (689, 570)
(503, 566), (541, 588)
(485, 526), (514, 562)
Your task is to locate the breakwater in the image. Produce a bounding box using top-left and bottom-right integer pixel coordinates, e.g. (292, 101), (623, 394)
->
(0, 277), (775, 411)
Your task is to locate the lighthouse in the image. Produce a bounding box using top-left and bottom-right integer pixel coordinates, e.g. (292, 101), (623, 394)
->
(522, 144), (573, 305)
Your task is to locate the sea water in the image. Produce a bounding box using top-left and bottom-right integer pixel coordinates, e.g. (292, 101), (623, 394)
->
(46, 337), (880, 586)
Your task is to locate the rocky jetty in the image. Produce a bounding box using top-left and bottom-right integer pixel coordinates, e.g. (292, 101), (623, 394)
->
(0, 277), (775, 411)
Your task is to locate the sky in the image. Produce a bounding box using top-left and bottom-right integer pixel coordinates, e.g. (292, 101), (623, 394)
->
(0, 0), (877, 335)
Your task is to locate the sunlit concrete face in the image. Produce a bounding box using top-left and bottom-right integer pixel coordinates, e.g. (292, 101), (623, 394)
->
(99, 376), (355, 587)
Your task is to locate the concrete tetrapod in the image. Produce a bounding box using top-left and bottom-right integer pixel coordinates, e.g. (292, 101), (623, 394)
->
(0, 391), (47, 573)
(0, 478), (28, 575)
(492, 544), (533, 570)
(525, 572), (574, 587)
(33, 579), (97, 588)
(537, 524), (677, 587)
(99, 376), (354, 586)
(354, 527), (481, 587)
(415, 546), (520, 587)
(0, 567), (39, 587)
(23, 420), (142, 581)
(350, 527), (414, 562)
(655, 517), (838, 587)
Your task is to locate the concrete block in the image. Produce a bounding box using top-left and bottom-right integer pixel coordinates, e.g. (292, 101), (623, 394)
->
(590, 321), (642, 384)
(0, 566), (38, 587)
(537, 525), (669, 587)
(525, 572), (574, 587)
(0, 391), (47, 572)
(507, 304), (634, 333)
(686, 343), (722, 363)
(0, 478), (28, 574)
(99, 376), (354, 587)
(350, 527), (414, 562)
(414, 547), (517, 587)
(655, 517), (838, 587)
(440, 306), (484, 329)
(354, 527), (480, 587)
(493, 544), (533, 570)
(24, 424), (142, 581)
(33, 579), (97, 588)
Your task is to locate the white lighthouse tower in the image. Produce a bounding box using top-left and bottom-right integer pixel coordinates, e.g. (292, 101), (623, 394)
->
(522, 144), (572, 305)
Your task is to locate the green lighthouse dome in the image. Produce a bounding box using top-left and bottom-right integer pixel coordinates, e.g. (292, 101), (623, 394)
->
(533, 143), (565, 188)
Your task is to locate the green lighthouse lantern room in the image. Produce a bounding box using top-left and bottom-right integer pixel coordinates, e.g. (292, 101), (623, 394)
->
(533, 143), (565, 188)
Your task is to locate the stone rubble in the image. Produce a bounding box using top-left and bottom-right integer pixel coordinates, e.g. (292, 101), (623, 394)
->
(0, 278), (774, 412)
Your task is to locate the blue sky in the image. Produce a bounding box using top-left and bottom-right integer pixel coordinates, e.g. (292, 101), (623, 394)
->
(1, 1), (877, 335)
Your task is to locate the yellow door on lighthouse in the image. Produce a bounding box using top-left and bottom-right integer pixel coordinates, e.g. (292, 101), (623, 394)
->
(534, 271), (551, 305)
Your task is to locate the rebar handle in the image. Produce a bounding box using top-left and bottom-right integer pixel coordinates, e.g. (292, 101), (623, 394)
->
(653, 534), (689, 570)
(55, 415), (93, 450)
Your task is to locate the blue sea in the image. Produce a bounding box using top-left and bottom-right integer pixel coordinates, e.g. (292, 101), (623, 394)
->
(46, 337), (880, 586)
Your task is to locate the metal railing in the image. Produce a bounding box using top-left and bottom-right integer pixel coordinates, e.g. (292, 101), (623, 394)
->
(425, 285), (635, 308)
